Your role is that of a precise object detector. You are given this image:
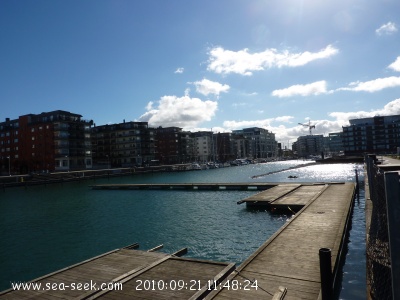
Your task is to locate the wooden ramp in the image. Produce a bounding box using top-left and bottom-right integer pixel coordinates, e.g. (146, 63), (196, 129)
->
(237, 184), (301, 205)
(205, 182), (356, 300)
(0, 247), (234, 300)
(238, 183), (329, 212)
(269, 184), (328, 211)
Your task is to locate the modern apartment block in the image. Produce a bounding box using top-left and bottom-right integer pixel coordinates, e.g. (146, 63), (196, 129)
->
(91, 121), (155, 168)
(232, 127), (277, 159)
(155, 127), (182, 164)
(180, 130), (196, 163)
(326, 132), (344, 155)
(295, 135), (324, 158)
(214, 132), (234, 162)
(0, 110), (93, 174)
(343, 115), (400, 155)
(194, 131), (213, 162)
(231, 134), (250, 159)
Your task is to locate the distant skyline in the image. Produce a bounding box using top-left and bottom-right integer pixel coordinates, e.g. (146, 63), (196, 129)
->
(1, 0), (400, 147)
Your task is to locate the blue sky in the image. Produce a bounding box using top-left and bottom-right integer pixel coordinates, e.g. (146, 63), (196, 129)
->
(1, 0), (400, 146)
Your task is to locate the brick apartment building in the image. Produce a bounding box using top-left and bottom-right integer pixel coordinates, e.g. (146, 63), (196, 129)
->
(0, 110), (93, 174)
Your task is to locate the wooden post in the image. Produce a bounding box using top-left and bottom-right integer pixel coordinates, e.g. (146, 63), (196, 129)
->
(384, 171), (400, 300)
(366, 155), (375, 201)
(319, 248), (333, 300)
(355, 168), (359, 193)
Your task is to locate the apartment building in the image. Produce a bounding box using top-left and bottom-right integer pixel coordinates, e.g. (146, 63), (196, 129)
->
(180, 130), (196, 163)
(214, 132), (234, 162)
(343, 115), (400, 155)
(91, 121), (155, 168)
(232, 127), (277, 159)
(0, 110), (92, 174)
(295, 135), (324, 158)
(326, 132), (344, 155)
(155, 127), (182, 164)
(194, 131), (213, 162)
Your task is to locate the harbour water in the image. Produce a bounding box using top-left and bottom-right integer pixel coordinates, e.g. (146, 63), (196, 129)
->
(0, 160), (365, 298)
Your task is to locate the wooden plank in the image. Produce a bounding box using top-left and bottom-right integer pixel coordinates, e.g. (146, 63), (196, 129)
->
(1, 249), (168, 299)
(239, 184), (301, 204)
(207, 182), (356, 300)
(93, 258), (235, 300)
(270, 185), (326, 206)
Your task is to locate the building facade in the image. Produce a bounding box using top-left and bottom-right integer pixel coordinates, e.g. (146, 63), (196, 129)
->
(91, 121), (155, 168)
(155, 127), (182, 165)
(342, 115), (400, 155)
(194, 131), (213, 162)
(180, 131), (196, 163)
(214, 132), (234, 162)
(326, 132), (344, 155)
(296, 135), (324, 158)
(232, 127), (277, 160)
(0, 110), (92, 174)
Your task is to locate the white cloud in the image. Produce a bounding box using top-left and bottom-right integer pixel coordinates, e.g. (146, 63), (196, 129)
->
(207, 45), (338, 76)
(145, 101), (153, 111)
(337, 76), (400, 92)
(223, 119), (273, 129)
(174, 67), (184, 74)
(388, 56), (400, 72)
(139, 95), (218, 128)
(191, 78), (230, 97)
(274, 116), (294, 123)
(272, 81), (328, 98)
(376, 22), (398, 36)
(222, 116), (294, 137)
(329, 98), (400, 122)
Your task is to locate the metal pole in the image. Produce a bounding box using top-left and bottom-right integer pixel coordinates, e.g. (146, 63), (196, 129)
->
(8, 156), (11, 176)
(319, 248), (333, 300)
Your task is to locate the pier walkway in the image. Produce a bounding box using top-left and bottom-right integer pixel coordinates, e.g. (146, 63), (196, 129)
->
(0, 245), (234, 300)
(205, 182), (356, 299)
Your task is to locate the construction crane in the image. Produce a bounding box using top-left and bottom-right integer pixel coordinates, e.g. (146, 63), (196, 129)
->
(298, 120), (316, 135)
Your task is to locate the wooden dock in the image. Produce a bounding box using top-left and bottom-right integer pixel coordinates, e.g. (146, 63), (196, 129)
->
(205, 182), (356, 299)
(90, 183), (278, 190)
(238, 183), (332, 212)
(0, 245), (235, 300)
